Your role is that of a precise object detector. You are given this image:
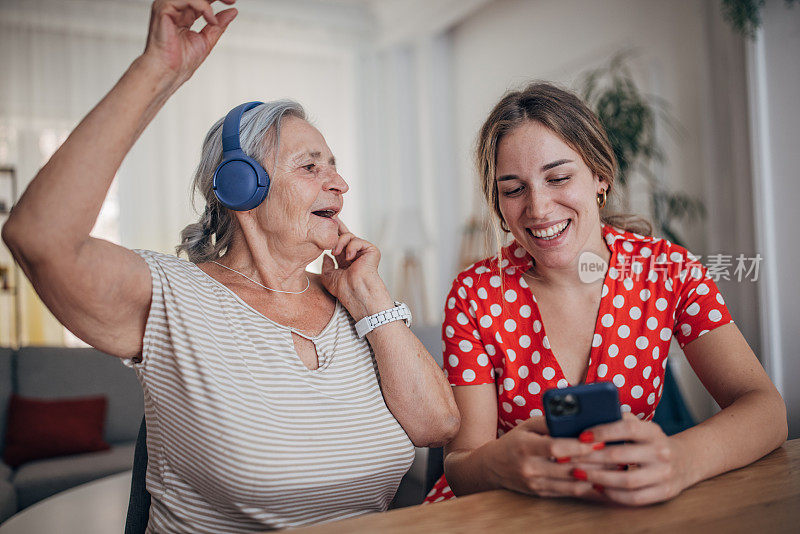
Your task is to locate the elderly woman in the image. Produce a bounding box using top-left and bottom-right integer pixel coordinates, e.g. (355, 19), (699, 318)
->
(1, 0), (458, 531)
(424, 82), (786, 505)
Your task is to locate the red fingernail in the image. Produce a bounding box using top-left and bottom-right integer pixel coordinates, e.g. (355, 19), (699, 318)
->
(592, 442), (606, 451)
(555, 456), (571, 463)
(593, 484), (605, 494)
(571, 468), (588, 481)
(579, 431), (594, 443)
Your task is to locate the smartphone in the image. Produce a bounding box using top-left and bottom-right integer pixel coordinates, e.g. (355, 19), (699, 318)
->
(543, 382), (621, 438)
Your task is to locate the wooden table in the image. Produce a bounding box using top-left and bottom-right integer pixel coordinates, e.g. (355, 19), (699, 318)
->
(291, 439), (800, 533)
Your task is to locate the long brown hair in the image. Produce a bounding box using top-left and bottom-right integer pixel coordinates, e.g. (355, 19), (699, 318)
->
(476, 82), (651, 238)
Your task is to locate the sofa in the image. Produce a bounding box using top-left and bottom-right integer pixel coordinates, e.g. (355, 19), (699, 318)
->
(0, 347), (144, 523)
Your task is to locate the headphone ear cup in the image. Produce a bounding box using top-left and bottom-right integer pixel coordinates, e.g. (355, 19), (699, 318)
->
(213, 155), (270, 211)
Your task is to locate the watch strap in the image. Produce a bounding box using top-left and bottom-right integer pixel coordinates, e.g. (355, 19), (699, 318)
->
(355, 301), (412, 338)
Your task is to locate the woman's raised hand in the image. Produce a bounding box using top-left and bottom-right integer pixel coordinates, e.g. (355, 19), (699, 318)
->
(144, 0), (237, 83)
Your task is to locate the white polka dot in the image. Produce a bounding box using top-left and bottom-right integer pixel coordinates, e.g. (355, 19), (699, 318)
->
(463, 276), (473, 287)
(490, 304), (502, 317)
(670, 251), (683, 263)
(631, 261), (643, 275)
(621, 404), (632, 413)
(505, 289), (517, 302)
(448, 354), (459, 367)
(680, 323), (691, 336)
(716, 293), (725, 305)
(709, 309), (722, 322)
(490, 276), (502, 288)
(457, 286), (467, 299)
(622, 241), (634, 252)
(507, 349), (517, 362)
(533, 320), (542, 332)
(696, 283), (709, 296)
(601, 314), (614, 327)
(660, 328), (672, 341)
(476, 354), (489, 366)
(502, 402), (513, 413)
(531, 351), (541, 364)
(514, 246), (527, 258)
(542, 336), (551, 349)
(445, 325), (455, 338)
(662, 358), (668, 369)
(528, 382), (541, 395)
(504, 377), (515, 391)
(602, 284), (609, 297)
(519, 277), (529, 288)
(462, 369), (476, 382)
(640, 289), (651, 301)
(686, 302), (700, 316)
(613, 374), (625, 387)
(643, 366), (652, 379)
(519, 305), (531, 318)
(655, 298), (668, 311)
(542, 367), (556, 380)
(447, 297), (456, 309)
(648, 271), (659, 283)
(592, 334), (602, 347)
(629, 306), (642, 320)
(665, 278), (674, 292)
(557, 379), (569, 389)
(631, 385), (644, 399)
(613, 295), (625, 308)
(457, 313), (469, 325)
(699, 329), (709, 336)
(624, 355), (637, 369)
(520, 335), (531, 348)
(480, 315), (492, 328)
(646, 317), (658, 330)
(518, 365), (529, 378)
(608, 267), (619, 280)
(475, 266), (490, 274)
(500, 259), (509, 269)
(459, 340), (473, 352)
(640, 246), (652, 258)
(623, 278), (634, 291)
(618, 325), (630, 338)
(513, 395), (526, 406)
(485, 344), (496, 356)
(477, 287), (488, 299)
(529, 408), (543, 417)
(608, 344), (619, 357)
(653, 376), (661, 388)
(635, 336), (649, 350)
(504, 319), (517, 332)
(495, 332), (503, 344)
(647, 392), (656, 405)
(597, 363), (608, 377)
(691, 266), (703, 280)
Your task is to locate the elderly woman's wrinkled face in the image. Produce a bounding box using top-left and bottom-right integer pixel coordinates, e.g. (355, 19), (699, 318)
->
(259, 116), (348, 252)
(496, 120), (605, 271)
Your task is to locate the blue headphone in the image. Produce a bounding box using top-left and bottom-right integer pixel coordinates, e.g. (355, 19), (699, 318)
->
(212, 101), (270, 211)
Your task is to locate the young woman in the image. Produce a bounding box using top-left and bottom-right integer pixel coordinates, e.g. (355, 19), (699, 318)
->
(425, 82), (786, 505)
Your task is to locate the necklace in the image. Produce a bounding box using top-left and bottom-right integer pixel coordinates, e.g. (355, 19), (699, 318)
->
(211, 261), (310, 295)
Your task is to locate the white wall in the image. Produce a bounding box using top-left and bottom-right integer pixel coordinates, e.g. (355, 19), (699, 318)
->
(747, 1), (800, 439)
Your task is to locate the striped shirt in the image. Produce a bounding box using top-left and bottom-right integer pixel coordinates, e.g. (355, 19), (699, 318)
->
(122, 250), (415, 533)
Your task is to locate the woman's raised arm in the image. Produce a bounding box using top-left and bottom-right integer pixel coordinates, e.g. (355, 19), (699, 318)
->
(1, 0), (237, 358)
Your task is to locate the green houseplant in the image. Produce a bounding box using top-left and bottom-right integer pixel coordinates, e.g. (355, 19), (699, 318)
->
(579, 53), (704, 247)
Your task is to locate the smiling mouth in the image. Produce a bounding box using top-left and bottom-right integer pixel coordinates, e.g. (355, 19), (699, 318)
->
(311, 210), (337, 219)
(526, 219), (571, 240)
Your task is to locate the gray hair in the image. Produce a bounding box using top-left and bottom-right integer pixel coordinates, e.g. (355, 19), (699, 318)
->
(176, 100), (307, 263)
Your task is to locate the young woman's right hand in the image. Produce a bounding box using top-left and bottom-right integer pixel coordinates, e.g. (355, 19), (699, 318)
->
(143, 0), (238, 83)
(484, 417), (602, 498)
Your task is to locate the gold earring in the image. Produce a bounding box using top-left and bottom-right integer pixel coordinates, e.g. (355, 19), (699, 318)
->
(597, 189), (607, 209)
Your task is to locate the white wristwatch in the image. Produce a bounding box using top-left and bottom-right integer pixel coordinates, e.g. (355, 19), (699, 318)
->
(355, 301), (412, 338)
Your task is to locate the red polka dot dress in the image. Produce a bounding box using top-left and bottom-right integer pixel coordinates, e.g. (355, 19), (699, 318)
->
(423, 225), (733, 503)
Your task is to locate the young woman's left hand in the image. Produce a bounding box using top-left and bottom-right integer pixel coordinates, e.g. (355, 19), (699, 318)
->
(320, 219), (393, 319)
(573, 413), (692, 506)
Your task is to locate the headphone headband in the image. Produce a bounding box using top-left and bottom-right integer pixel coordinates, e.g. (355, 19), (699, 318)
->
(221, 101), (263, 154)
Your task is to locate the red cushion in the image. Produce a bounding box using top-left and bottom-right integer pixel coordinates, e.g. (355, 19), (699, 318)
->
(3, 394), (110, 468)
